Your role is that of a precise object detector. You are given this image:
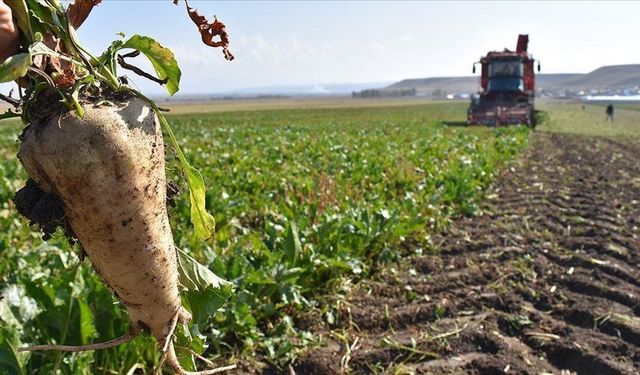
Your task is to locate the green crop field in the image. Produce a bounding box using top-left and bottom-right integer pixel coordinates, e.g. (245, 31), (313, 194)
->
(538, 101), (640, 142)
(0, 101), (530, 374)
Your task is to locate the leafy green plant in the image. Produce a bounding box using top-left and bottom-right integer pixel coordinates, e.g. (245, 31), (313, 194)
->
(160, 105), (529, 367)
(1, 101), (529, 372)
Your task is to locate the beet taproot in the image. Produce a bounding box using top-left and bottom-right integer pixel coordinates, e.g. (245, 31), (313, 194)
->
(16, 97), (227, 373)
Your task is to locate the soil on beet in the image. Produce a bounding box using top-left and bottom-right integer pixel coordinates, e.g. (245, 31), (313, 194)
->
(13, 178), (77, 242)
(293, 132), (640, 374)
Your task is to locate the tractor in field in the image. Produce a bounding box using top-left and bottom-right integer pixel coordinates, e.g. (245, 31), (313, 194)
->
(467, 34), (540, 127)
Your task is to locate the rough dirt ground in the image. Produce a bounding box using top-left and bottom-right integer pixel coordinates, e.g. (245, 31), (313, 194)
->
(295, 132), (640, 374)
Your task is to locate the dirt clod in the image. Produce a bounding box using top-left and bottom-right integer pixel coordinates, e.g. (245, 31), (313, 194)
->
(13, 178), (76, 242)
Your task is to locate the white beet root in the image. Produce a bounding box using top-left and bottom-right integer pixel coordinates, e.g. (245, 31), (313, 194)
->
(18, 97), (195, 371)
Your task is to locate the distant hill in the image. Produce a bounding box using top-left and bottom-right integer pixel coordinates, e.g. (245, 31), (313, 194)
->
(384, 65), (640, 96)
(542, 65), (640, 91)
(386, 76), (477, 95)
(536, 74), (584, 89)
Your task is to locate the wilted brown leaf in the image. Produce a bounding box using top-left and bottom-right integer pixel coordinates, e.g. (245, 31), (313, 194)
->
(47, 37), (76, 88)
(50, 62), (76, 88)
(67, 0), (102, 29)
(30, 35), (77, 88)
(182, 0), (234, 61)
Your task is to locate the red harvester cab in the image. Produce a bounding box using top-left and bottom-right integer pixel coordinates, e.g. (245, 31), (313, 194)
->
(467, 34), (540, 127)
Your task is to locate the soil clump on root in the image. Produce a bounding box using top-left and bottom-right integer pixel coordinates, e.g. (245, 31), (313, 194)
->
(14, 178), (77, 242)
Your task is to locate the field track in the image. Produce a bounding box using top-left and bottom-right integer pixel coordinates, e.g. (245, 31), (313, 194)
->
(296, 131), (640, 374)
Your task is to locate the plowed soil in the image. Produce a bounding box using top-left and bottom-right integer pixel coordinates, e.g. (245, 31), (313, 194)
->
(296, 132), (640, 374)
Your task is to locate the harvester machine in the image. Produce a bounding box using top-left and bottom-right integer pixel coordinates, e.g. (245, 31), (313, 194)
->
(467, 34), (540, 127)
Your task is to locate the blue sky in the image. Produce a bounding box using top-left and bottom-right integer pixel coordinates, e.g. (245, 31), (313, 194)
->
(57, 1), (640, 95)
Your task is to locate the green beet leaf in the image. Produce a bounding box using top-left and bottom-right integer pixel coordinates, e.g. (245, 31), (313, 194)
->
(283, 220), (302, 265)
(176, 248), (233, 325)
(121, 35), (182, 96)
(27, 0), (63, 32)
(153, 108), (216, 240)
(77, 299), (97, 345)
(0, 53), (31, 83)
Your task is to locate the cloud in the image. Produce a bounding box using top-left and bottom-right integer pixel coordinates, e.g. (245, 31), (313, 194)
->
(158, 34), (418, 93)
(169, 45), (227, 67)
(364, 43), (385, 54)
(232, 33), (337, 67)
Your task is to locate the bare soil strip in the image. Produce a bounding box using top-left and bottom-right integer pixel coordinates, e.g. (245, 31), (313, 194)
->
(296, 132), (640, 374)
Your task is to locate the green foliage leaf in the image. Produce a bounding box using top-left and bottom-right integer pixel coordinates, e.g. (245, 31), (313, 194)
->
(77, 299), (96, 345)
(172, 323), (209, 372)
(177, 248), (233, 325)
(184, 165), (216, 240)
(175, 347), (197, 371)
(181, 288), (232, 328)
(27, 0), (63, 31)
(173, 324), (197, 371)
(154, 109), (216, 240)
(0, 301), (27, 375)
(283, 220), (302, 265)
(187, 324), (207, 354)
(177, 248), (232, 293)
(0, 330), (26, 375)
(0, 53), (31, 83)
(28, 40), (55, 55)
(121, 35), (181, 96)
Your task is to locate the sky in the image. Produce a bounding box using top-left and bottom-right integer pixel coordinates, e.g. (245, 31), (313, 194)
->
(26, 1), (640, 96)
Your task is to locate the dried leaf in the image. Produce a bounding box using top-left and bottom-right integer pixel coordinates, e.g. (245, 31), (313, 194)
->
(46, 37), (76, 88)
(183, 0), (234, 61)
(67, 0), (102, 29)
(29, 36), (80, 88)
(50, 59), (75, 88)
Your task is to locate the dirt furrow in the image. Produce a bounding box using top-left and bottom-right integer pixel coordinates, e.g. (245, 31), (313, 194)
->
(296, 132), (640, 374)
